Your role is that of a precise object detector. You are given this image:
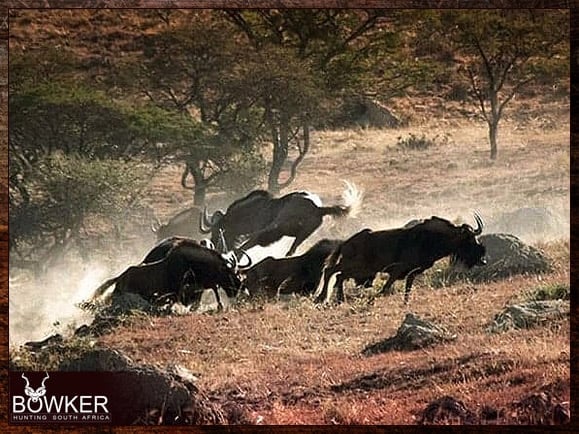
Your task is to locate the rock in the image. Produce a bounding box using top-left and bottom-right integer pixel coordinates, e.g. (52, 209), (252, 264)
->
(487, 300), (570, 333)
(59, 348), (226, 425)
(419, 395), (477, 425)
(330, 95), (403, 128)
(362, 313), (456, 355)
(552, 402), (571, 424)
(59, 347), (133, 371)
(434, 233), (552, 285)
(511, 392), (553, 425)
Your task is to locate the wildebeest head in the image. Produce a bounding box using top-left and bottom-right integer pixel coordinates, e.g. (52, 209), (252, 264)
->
(171, 242), (248, 304)
(199, 208), (227, 250)
(450, 213), (486, 268)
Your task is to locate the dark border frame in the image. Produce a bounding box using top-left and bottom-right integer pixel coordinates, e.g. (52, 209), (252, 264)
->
(0, 1), (575, 432)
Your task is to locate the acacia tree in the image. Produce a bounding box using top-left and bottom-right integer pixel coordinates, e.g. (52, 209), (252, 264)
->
(235, 46), (324, 193)
(8, 80), (157, 267)
(224, 9), (401, 192)
(129, 11), (267, 203)
(9, 47), (210, 266)
(439, 10), (568, 159)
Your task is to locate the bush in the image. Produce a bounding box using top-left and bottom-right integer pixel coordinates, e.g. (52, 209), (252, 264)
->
(10, 154), (149, 269)
(396, 133), (449, 150)
(526, 283), (570, 301)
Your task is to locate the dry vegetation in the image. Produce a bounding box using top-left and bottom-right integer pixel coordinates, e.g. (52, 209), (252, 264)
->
(97, 108), (569, 425)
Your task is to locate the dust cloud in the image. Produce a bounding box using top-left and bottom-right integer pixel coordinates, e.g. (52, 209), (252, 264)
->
(9, 238), (155, 348)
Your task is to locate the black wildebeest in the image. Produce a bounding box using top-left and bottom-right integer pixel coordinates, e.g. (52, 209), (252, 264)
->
(199, 181), (363, 256)
(151, 206), (202, 241)
(244, 238), (377, 297)
(314, 214), (487, 304)
(92, 238), (249, 309)
(244, 239), (341, 297)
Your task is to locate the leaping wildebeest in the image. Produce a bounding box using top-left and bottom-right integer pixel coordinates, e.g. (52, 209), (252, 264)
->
(199, 181), (363, 257)
(91, 237), (251, 309)
(314, 214), (487, 304)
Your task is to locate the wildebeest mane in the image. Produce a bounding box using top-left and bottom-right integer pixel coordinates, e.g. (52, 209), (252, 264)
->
(142, 237), (201, 263)
(227, 190), (273, 211)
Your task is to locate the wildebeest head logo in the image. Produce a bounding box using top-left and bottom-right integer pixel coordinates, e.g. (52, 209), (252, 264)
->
(21, 372), (49, 402)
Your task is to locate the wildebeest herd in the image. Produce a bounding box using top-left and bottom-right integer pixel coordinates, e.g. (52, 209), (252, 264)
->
(91, 181), (487, 309)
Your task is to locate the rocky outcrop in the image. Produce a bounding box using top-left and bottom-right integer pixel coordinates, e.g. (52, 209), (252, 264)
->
(362, 313), (456, 355)
(59, 348), (226, 425)
(434, 233), (552, 285)
(487, 300), (570, 333)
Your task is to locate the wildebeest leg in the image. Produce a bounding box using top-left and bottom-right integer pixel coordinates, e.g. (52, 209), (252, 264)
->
(286, 220), (320, 256)
(213, 288), (224, 311)
(334, 275), (347, 303)
(377, 263), (407, 296)
(238, 223), (283, 251)
(286, 235), (305, 256)
(403, 268), (423, 304)
(179, 269), (196, 305)
(379, 274), (398, 295)
(313, 265), (334, 303)
(278, 276), (299, 296)
(355, 276), (374, 288)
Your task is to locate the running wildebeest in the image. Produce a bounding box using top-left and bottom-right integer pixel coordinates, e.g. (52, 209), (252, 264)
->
(244, 239), (337, 297)
(92, 238), (251, 309)
(151, 206), (202, 241)
(199, 181), (363, 256)
(314, 214), (487, 304)
(244, 238), (376, 297)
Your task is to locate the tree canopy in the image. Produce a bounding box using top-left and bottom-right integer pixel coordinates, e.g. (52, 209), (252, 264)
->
(8, 9), (569, 267)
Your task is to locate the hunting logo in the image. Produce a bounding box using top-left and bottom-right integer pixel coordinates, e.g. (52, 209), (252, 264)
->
(22, 372), (49, 403)
(11, 372), (111, 424)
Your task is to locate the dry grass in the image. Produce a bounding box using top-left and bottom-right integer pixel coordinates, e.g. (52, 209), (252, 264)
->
(98, 264), (569, 424)
(98, 115), (570, 424)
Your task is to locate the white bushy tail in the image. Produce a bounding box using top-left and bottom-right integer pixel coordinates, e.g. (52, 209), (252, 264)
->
(341, 180), (363, 218)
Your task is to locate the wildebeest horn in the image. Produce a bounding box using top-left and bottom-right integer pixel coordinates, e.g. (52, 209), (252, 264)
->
(199, 207), (212, 234)
(221, 251), (237, 269)
(235, 249), (253, 269)
(151, 217), (162, 233)
(473, 212), (484, 235)
(219, 228), (228, 252)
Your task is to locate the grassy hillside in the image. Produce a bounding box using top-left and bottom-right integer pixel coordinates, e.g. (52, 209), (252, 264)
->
(99, 118), (569, 425)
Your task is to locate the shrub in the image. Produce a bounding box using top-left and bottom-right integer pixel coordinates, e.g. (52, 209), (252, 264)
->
(10, 154), (149, 269)
(396, 133), (449, 150)
(526, 283), (570, 301)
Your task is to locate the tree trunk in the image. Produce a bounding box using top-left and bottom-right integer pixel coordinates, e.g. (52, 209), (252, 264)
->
(488, 119), (498, 160)
(267, 114), (289, 194)
(488, 89), (499, 160)
(191, 165), (208, 206)
(181, 161), (208, 205)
